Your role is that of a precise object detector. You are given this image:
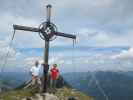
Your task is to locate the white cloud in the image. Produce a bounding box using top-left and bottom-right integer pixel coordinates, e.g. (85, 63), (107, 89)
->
(0, 0), (133, 47)
(0, 39), (24, 72)
(112, 47), (133, 59)
(75, 27), (133, 47)
(24, 57), (40, 66)
(1, 0), (133, 72)
(0, 13), (39, 35)
(0, 39), (16, 58)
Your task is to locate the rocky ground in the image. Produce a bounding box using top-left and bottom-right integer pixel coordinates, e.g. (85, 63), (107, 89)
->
(0, 76), (93, 100)
(22, 93), (59, 100)
(0, 87), (93, 100)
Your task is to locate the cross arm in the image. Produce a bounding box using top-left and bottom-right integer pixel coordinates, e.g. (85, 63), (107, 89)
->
(13, 25), (39, 32)
(55, 32), (76, 39)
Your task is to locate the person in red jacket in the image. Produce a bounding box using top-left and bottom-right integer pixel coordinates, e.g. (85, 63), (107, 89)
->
(50, 64), (59, 89)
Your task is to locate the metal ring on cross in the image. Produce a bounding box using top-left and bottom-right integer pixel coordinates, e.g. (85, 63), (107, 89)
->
(38, 22), (57, 41)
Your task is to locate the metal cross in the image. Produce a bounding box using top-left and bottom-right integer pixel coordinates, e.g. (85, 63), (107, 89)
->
(13, 4), (76, 93)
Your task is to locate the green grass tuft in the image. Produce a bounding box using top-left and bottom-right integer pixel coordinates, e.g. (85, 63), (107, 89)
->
(0, 87), (37, 100)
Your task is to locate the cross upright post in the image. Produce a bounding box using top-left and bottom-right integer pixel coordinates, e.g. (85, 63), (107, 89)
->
(13, 4), (76, 93)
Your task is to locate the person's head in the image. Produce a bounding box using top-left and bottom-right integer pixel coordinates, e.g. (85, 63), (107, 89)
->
(53, 64), (57, 68)
(35, 61), (39, 67)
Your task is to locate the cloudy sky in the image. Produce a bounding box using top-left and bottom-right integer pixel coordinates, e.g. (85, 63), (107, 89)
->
(0, 0), (133, 73)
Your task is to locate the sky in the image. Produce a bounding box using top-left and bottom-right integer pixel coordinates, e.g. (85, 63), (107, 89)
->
(0, 0), (133, 73)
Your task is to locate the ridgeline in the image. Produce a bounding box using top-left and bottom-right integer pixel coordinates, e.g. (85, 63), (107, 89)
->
(0, 76), (93, 100)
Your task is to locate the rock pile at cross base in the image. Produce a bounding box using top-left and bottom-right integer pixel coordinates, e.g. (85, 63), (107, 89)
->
(22, 93), (59, 100)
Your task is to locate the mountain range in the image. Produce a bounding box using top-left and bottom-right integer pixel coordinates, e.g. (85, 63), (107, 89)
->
(0, 71), (133, 100)
(63, 71), (133, 100)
